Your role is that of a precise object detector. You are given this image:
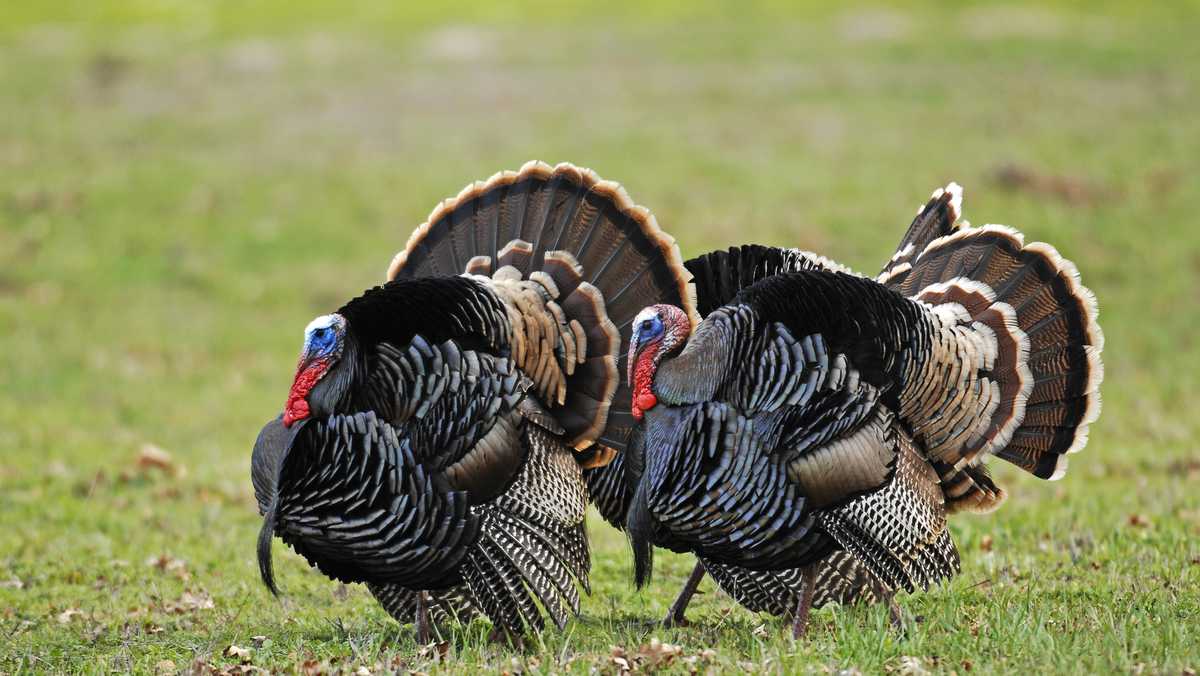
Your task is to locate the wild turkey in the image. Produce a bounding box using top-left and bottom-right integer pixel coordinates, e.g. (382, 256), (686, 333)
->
(251, 161), (695, 639)
(616, 183), (1103, 636)
(586, 244), (895, 626)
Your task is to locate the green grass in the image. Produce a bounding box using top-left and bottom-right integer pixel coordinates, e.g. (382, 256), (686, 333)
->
(2, 2), (1198, 673)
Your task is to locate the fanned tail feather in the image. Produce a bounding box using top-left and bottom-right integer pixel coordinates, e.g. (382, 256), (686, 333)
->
(887, 184), (1104, 480)
(878, 183), (964, 285)
(457, 424), (592, 634)
(818, 428), (960, 594)
(388, 161), (696, 453)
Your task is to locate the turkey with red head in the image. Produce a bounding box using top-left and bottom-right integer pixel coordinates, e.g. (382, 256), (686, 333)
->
(608, 184), (1103, 636)
(251, 161), (695, 639)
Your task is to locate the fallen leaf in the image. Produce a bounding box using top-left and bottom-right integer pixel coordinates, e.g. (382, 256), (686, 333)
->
(417, 641), (450, 662)
(898, 655), (931, 676)
(154, 660), (176, 674)
(146, 554), (190, 581)
(137, 444), (175, 473)
(225, 644), (252, 662)
(637, 638), (683, 667)
(250, 635), (269, 648)
(1127, 514), (1152, 528)
(56, 608), (83, 624)
(979, 535), (994, 552)
(165, 590), (214, 613)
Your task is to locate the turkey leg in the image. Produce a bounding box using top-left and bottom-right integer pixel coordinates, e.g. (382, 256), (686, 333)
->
(791, 564), (818, 639)
(662, 560), (706, 627)
(414, 591), (431, 644)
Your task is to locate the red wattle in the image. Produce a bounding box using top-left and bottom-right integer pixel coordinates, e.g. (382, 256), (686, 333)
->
(630, 341), (662, 422)
(283, 359), (328, 427)
(636, 392), (658, 413)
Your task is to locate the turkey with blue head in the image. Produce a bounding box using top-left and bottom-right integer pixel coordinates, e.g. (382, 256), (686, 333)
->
(250, 161), (697, 641)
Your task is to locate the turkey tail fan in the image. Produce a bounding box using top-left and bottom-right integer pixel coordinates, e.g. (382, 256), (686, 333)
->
(702, 551), (885, 617)
(878, 183), (965, 286)
(684, 245), (855, 316)
(388, 161), (697, 453)
(367, 583), (479, 627)
(459, 425), (592, 633)
(892, 186), (1104, 480)
(818, 428), (960, 594)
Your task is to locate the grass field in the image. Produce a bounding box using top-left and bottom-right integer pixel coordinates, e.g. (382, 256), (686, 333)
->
(2, 2), (1199, 673)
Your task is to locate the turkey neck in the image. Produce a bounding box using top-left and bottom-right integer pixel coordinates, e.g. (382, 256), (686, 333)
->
(309, 328), (364, 417)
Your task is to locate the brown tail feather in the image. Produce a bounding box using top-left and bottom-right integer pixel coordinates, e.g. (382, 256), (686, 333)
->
(878, 182), (964, 286)
(932, 461), (1007, 514)
(892, 187), (1104, 481)
(388, 161), (696, 454)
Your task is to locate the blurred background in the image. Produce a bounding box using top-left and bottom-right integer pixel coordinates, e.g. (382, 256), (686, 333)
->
(1, 2), (1197, 672)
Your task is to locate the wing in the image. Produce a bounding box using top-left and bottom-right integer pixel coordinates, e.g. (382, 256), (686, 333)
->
(359, 336), (533, 504)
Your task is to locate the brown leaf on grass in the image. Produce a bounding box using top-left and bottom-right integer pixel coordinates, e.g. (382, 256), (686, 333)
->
(56, 608), (84, 624)
(637, 638), (684, 668)
(610, 646), (631, 673)
(138, 444), (175, 470)
(1127, 514), (1152, 528)
(416, 641), (450, 662)
(979, 535), (994, 552)
(225, 645), (253, 662)
(898, 655), (931, 675)
(681, 648), (719, 671)
(153, 660), (176, 675)
(146, 553), (190, 581)
(164, 590), (214, 613)
(250, 635), (269, 648)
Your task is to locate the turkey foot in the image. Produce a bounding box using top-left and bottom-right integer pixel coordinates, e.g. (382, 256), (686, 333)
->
(662, 561), (706, 628)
